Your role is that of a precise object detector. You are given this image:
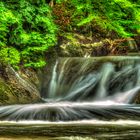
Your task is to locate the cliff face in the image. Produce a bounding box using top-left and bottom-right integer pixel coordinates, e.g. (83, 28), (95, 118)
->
(0, 64), (41, 105)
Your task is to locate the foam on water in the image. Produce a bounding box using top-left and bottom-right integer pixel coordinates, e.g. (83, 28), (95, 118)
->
(1, 120), (140, 126)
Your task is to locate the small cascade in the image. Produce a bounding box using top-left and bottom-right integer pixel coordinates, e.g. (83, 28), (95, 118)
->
(0, 56), (140, 122)
(109, 87), (140, 103)
(45, 56), (140, 102)
(48, 61), (58, 98)
(0, 103), (139, 121)
(95, 63), (115, 99)
(64, 73), (99, 101)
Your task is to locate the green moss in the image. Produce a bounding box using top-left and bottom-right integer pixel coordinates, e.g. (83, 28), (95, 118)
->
(64, 33), (78, 43)
(0, 79), (9, 103)
(0, 76), (40, 105)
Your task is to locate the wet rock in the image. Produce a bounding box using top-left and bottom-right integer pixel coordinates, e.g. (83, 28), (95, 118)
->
(134, 93), (140, 104)
(0, 64), (41, 105)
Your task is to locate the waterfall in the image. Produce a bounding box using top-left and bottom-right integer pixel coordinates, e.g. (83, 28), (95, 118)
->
(0, 56), (140, 122)
(110, 87), (140, 103)
(48, 61), (58, 98)
(95, 63), (115, 99)
(45, 56), (140, 102)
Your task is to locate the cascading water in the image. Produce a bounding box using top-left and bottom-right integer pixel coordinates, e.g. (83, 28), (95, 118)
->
(0, 56), (140, 122)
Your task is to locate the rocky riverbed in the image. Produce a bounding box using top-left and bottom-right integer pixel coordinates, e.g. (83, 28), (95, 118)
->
(0, 121), (140, 140)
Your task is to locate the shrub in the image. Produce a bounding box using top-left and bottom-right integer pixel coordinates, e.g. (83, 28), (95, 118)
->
(55, 0), (140, 37)
(0, 0), (57, 68)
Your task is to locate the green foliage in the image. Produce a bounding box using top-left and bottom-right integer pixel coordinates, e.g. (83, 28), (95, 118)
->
(0, 47), (20, 67)
(0, 0), (57, 68)
(58, 0), (140, 37)
(0, 0), (140, 69)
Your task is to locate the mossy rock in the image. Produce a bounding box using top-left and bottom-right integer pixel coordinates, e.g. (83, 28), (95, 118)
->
(0, 77), (41, 105)
(0, 65), (41, 105)
(0, 78), (9, 104)
(134, 94), (140, 104)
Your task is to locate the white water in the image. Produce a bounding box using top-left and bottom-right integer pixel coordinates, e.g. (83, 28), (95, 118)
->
(48, 61), (58, 98)
(111, 86), (140, 103)
(95, 63), (115, 99)
(1, 120), (140, 125)
(46, 57), (140, 103)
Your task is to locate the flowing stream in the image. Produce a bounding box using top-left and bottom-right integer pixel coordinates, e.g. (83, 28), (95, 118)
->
(0, 56), (140, 139)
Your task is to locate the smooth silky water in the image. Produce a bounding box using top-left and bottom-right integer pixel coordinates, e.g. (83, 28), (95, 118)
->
(0, 56), (140, 139)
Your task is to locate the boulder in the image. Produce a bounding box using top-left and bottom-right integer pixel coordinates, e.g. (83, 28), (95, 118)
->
(0, 64), (41, 105)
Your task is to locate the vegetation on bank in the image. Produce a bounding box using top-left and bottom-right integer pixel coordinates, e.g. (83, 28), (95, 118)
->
(0, 0), (57, 68)
(0, 0), (140, 68)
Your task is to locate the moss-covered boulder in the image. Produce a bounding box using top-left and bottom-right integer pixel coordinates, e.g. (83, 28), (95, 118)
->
(0, 65), (41, 105)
